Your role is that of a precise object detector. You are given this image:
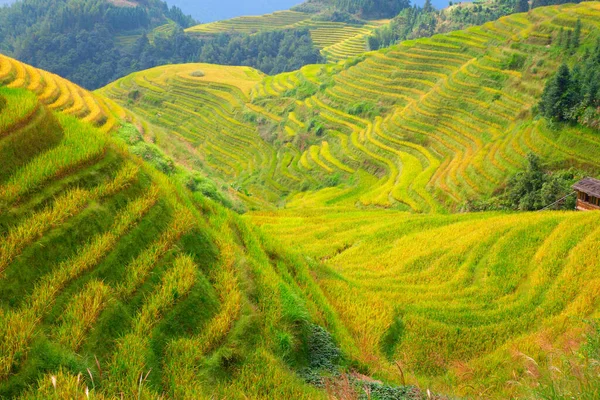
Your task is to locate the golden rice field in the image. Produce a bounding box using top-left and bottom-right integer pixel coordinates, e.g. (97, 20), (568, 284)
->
(105, 2), (600, 213)
(251, 207), (600, 397)
(0, 87), (344, 399)
(0, 54), (127, 133)
(185, 10), (313, 35)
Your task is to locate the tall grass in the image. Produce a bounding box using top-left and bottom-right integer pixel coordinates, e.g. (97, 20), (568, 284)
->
(115, 205), (196, 298)
(105, 255), (197, 398)
(0, 114), (109, 205)
(0, 88), (39, 136)
(0, 163), (139, 276)
(55, 280), (112, 351)
(0, 187), (158, 379)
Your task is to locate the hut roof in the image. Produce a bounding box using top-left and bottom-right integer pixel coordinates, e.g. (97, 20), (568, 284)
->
(573, 177), (600, 198)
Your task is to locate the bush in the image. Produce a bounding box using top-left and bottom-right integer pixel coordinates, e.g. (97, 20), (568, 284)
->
(466, 153), (580, 212)
(307, 324), (341, 371)
(503, 53), (527, 70)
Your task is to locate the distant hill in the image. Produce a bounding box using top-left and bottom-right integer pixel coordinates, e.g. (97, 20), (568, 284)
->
(0, 0), (325, 90)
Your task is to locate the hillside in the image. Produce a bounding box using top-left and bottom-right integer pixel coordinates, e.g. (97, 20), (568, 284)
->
(1, 2), (600, 399)
(102, 2), (600, 213)
(251, 207), (600, 396)
(186, 11), (389, 64)
(0, 81), (364, 399)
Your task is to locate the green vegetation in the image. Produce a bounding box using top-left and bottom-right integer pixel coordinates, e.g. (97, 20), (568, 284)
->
(0, 87), (358, 399)
(251, 207), (600, 398)
(295, 0), (411, 19)
(0, 0), (195, 89)
(466, 153), (580, 211)
(2, 2), (600, 399)
(103, 3), (600, 214)
(539, 33), (600, 129)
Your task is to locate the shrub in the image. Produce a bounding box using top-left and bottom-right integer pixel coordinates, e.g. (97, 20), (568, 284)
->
(307, 324), (341, 371)
(503, 53), (527, 70)
(190, 70), (205, 77)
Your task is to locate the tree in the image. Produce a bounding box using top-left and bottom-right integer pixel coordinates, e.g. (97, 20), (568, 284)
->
(423, 0), (433, 13)
(515, 0), (529, 13)
(539, 63), (576, 121)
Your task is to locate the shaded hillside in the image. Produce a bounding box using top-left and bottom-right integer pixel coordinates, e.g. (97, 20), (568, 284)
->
(102, 3), (600, 213)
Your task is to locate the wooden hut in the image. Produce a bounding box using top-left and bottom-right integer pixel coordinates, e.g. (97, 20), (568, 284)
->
(573, 177), (600, 211)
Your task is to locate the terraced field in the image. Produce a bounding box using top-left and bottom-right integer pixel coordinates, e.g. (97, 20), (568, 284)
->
(0, 86), (342, 399)
(185, 11), (386, 63)
(2, 3), (600, 398)
(96, 63), (284, 208)
(0, 54), (126, 133)
(185, 10), (313, 34)
(109, 3), (600, 213)
(251, 207), (600, 396)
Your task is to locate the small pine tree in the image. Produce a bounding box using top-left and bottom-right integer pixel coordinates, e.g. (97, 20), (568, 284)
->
(565, 29), (572, 51)
(424, 0), (433, 13)
(557, 27), (564, 47)
(539, 63), (575, 121)
(573, 18), (582, 49)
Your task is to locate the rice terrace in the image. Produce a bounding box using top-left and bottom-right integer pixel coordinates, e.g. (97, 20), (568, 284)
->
(0, 0), (599, 398)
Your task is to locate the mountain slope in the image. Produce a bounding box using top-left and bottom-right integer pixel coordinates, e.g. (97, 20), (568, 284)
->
(0, 70), (356, 399)
(102, 2), (600, 213)
(251, 207), (600, 397)
(0, 53), (127, 133)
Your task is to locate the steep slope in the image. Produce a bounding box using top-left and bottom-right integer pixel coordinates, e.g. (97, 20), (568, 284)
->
(3, 3), (600, 399)
(0, 84), (354, 399)
(251, 207), (600, 397)
(104, 2), (600, 212)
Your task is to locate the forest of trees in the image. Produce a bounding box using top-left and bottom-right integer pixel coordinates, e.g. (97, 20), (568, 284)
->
(0, 0), (323, 89)
(539, 22), (600, 130)
(531, 0), (583, 9)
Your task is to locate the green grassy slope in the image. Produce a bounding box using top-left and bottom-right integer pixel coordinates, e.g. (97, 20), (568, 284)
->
(103, 2), (600, 213)
(0, 86), (363, 399)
